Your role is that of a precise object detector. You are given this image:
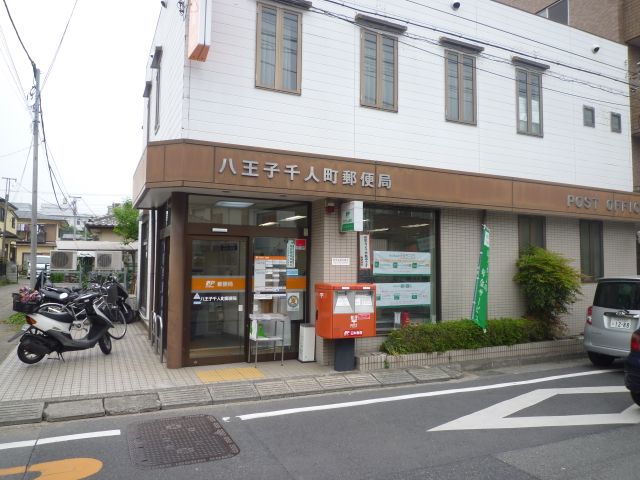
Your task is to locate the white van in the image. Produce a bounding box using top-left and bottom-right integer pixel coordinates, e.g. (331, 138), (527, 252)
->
(26, 255), (51, 279)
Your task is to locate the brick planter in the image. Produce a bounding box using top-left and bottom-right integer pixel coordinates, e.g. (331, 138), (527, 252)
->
(356, 338), (584, 372)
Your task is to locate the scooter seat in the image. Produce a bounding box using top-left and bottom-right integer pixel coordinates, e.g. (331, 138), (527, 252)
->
(38, 310), (76, 324)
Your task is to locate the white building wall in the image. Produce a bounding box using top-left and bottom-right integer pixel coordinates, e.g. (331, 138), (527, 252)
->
(145, 1), (185, 142)
(178, 0), (631, 191)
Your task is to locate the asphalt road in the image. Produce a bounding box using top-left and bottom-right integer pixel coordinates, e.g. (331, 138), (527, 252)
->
(1, 361), (638, 480)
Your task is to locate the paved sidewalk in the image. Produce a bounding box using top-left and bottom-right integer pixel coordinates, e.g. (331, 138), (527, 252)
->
(0, 280), (584, 428)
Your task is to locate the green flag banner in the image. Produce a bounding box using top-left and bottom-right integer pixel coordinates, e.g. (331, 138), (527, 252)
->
(471, 225), (490, 330)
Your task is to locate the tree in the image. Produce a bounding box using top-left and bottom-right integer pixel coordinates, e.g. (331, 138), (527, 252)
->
(513, 246), (582, 336)
(113, 199), (139, 244)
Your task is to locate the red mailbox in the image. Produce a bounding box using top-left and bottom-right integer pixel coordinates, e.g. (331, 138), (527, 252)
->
(315, 283), (376, 339)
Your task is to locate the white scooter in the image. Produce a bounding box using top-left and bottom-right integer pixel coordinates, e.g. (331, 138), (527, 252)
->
(10, 290), (115, 364)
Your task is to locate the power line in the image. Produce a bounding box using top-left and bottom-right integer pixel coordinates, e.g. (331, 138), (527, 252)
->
(0, 22), (27, 107)
(0, 144), (31, 158)
(42, 0), (79, 89)
(398, 0), (627, 74)
(319, 0), (632, 90)
(2, 0), (35, 73)
(309, 5), (630, 108)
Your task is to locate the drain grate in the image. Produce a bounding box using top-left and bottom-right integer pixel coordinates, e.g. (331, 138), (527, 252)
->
(128, 415), (239, 469)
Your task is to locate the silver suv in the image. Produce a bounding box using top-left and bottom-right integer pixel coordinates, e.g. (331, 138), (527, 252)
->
(583, 277), (640, 367)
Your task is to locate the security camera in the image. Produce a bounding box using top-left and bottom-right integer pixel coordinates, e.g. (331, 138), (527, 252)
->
(592, 44), (600, 53)
(451, 1), (461, 10)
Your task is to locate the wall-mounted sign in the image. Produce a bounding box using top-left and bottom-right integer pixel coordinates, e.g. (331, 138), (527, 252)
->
(286, 240), (296, 268)
(376, 282), (430, 307)
(373, 251), (431, 276)
(287, 292), (300, 312)
(187, 0), (212, 61)
(359, 234), (371, 270)
(567, 194), (640, 215)
(332, 257), (351, 266)
(340, 201), (364, 232)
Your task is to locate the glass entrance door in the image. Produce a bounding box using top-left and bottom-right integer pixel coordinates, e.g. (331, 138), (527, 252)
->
(189, 238), (247, 361)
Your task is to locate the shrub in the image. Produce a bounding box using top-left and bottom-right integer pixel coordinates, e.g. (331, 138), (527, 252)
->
(49, 272), (64, 283)
(380, 318), (549, 355)
(6, 312), (26, 326)
(513, 246), (581, 333)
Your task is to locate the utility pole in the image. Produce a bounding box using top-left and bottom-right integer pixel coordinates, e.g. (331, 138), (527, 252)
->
(1, 177), (16, 264)
(69, 195), (81, 240)
(29, 68), (40, 289)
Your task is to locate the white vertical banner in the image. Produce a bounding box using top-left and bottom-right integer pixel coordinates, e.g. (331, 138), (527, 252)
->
(359, 234), (371, 270)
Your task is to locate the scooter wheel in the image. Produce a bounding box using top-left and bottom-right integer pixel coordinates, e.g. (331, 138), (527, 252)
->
(98, 335), (112, 355)
(17, 345), (45, 364)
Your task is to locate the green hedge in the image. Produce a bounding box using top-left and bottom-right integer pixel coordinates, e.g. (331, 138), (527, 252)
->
(380, 318), (549, 356)
(49, 272), (65, 283)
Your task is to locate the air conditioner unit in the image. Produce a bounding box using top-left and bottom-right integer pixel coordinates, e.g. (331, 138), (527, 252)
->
(50, 251), (77, 271)
(94, 251), (123, 271)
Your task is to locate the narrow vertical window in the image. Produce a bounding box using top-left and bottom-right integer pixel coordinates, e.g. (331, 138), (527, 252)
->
(518, 215), (545, 252)
(583, 106), (595, 127)
(360, 30), (397, 111)
(256, 4), (302, 94)
(611, 112), (621, 133)
(580, 220), (603, 281)
(150, 47), (163, 134)
(445, 50), (476, 124)
(516, 68), (543, 136)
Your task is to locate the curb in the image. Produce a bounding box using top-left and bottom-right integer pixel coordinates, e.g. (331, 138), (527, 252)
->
(0, 365), (457, 426)
(0, 351), (588, 427)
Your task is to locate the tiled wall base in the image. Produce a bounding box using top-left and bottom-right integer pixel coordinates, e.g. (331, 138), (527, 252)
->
(356, 338), (584, 371)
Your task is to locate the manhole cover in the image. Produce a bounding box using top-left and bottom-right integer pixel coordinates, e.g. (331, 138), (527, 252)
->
(128, 415), (239, 469)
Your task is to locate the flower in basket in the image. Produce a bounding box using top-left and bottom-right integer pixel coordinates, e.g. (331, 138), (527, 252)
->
(18, 287), (42, 303)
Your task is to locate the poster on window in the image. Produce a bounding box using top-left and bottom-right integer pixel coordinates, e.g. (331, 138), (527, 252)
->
(375, 282), (430, 307)
(254, 256), (287, 293)
(373, 251), (430, 276)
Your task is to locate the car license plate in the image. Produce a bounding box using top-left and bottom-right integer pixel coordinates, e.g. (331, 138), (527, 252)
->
(610, 319), (632, 330)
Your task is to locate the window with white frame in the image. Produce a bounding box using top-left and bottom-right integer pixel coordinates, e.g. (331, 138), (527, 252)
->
(516, 68), (543, 136)
(256, 3), (303, 94)
(537, 0), (569, 25)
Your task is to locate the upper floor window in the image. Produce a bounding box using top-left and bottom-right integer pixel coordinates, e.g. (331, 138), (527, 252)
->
(611, 112), (622, 133)
(537, 0), (568, 25)
(439, 38), (482, 125)
(360, 30), (398, 111)
(150, 47), (163, 134)
(583, 106), (595, 127)
(516, 69), (543, 136)
(256, 3), (303, 94)
(445, 50), (476, 124)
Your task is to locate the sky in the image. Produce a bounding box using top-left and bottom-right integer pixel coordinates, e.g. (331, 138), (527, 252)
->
(0, 0), (160, 217)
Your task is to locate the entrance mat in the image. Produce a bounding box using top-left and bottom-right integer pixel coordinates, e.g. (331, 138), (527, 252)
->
(196, 367), (265, 383)
(128, 415), (239, 469)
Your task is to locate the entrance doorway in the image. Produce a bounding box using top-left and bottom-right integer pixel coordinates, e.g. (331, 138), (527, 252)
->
(188, 235), (308, 364)
(189, 238), (247, 362)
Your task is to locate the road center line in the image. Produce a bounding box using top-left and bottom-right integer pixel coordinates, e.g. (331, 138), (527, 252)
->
(0, 429), (121, 451)
(236, 370), (613, 421)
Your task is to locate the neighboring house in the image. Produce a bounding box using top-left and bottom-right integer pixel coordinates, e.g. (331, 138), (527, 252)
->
(0, 197), (18, 263)
(39, 201), (92, 238)
(133, 0), (640, 369)
(85, 204), (124, 242)
(14, 203), (68, 272)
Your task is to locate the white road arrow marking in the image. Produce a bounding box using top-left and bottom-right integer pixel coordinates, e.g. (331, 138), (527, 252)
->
(429, 386), (640, 431)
